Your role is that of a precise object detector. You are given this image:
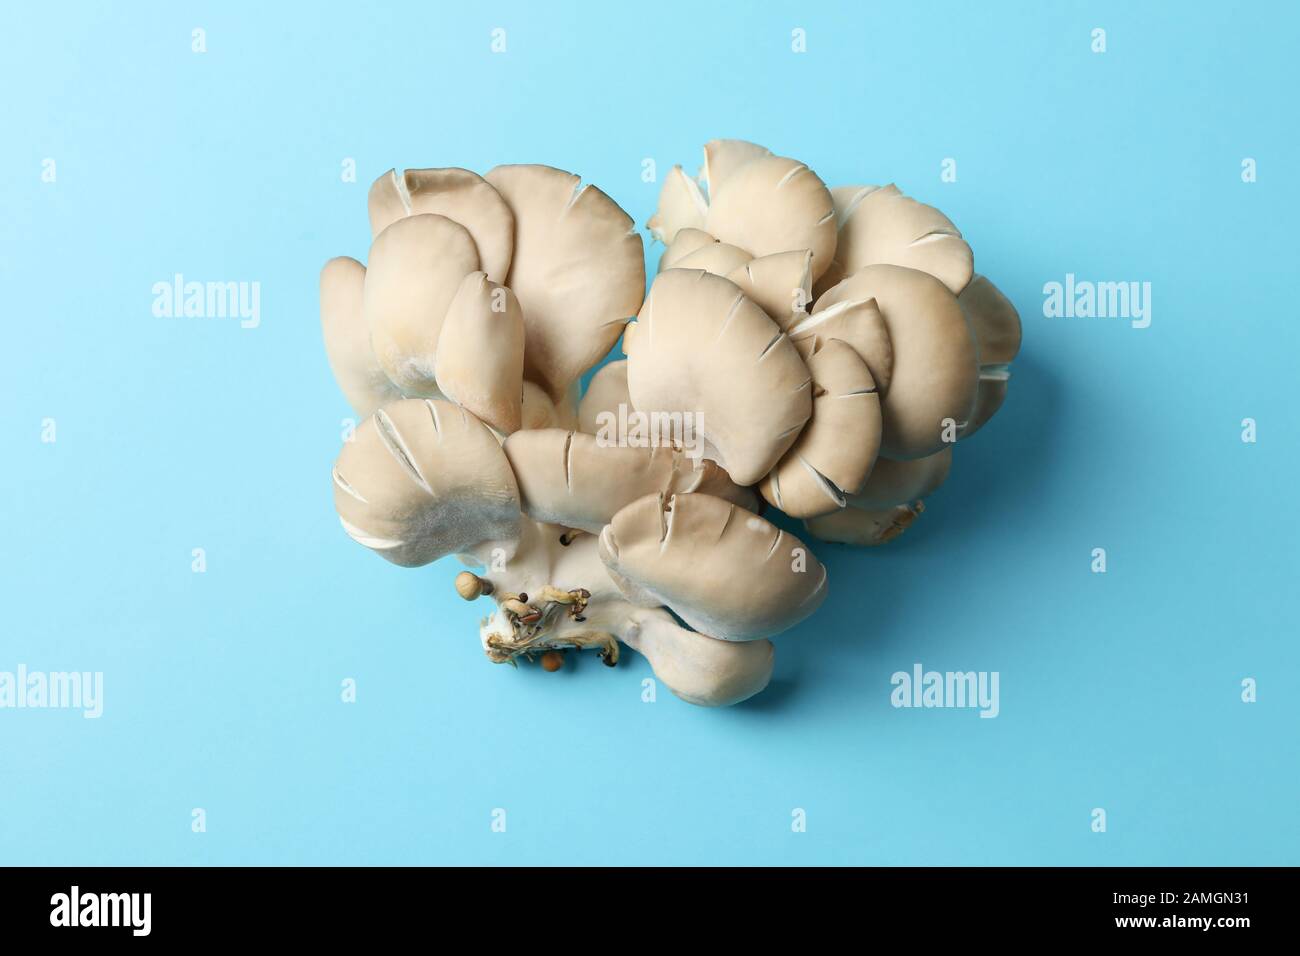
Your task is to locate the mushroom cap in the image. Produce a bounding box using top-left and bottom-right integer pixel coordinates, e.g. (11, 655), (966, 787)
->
(433, 272), (525, 435)
(503, 428), (755, 533)
(320, 256), (403, 416)
(646, 165), (707, 245)
(818, 184), (973, 296)
(960, 274), (1022, 365)
(672, 241), (753, 277)
(724, 250), (814, 331)
(624, 269), (812, 485)
(367, 168), (515, 284)
(658, 227), (718, 272)
(624, 611), (775, 707)
(959, 367), (1011, 439)
(849, 446), (952, 510)
(815, 264), (977, 459)
(804, 502), (925, 547)
(788, 295), (894, 392)
(701, 139), (773, 196)
(484, 164), (645, 401)
(760, 339), (883, 518)
(705, 154), (838, 282)
(363, 213), (480, 395)
(333, 398), (520, 567)
(598, 492), (828, 641)
(576, 360), (630, 435)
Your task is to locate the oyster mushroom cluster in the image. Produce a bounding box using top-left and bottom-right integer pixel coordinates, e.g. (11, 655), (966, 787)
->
(320, 142), (1021, 707)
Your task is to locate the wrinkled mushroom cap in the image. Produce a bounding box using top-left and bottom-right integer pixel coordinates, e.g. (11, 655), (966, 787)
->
(484, 164), (645, 401)
(320, 256), (403, 416)
(760, 339), (883, 518)
(814, 264), (977, 459)
(504, 429), (755, 533)
(333, 398), (520, 567)
(818, 184), (973, 296)
(624, 269), (812, 485)
(598, 492), (828, 641)
(724, 250), (814, 331)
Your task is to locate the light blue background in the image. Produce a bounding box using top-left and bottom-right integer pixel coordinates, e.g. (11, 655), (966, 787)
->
(2, 1), (1296, 866)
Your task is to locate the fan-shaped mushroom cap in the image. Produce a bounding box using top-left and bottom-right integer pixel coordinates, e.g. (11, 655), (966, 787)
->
(804, 502), (925, 547)
(646, 165), (707, 244)
(503, 429), (755, 533)
(332, 398), (520, 567)
(818, 184), (973, 297)
(958, 275), (1021, 438)
(433, 272), (525, 434)
(622, 610), (775, 707)
(367, 168), (515, 283)
(701, 139), (773, 196)
(705, 154), (838, 282)
(788, 295), (894, 392)
(320, 256), (403, 416)
(484, 164), (645, 402)
(658, 227), (717, 272)
(759, 339), (882, 518)
(849, 446), (952, 510)
(598, 493), (828, 641)
(577, 360), (630, 435)
(815, 264), (977, 459)
(724, 250), (813, 331)
(623, 269), (812, 485)
(672, 241), (753, 277)
(363, 214), (480, 395)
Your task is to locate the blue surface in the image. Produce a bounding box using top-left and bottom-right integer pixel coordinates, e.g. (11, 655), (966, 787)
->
(2, 1), (1296, 866)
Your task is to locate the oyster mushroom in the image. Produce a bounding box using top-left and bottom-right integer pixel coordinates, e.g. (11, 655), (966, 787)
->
(623, 269), (812, 485)
(484, 164), (645, 403)
(813, 264), (978, 460)
(576, 360), (630, 435)
(804, 446), (953, 546)
(816, 184), (973, 297)
(503, 428), (755, 532)
(598, 492), (828, 641)
(760, 338), (883, 518)
(332, 398), (520, 567)
(958, 275), (1023, 438)
(319, 256), (404, 416)
(432, 272), (525, 435)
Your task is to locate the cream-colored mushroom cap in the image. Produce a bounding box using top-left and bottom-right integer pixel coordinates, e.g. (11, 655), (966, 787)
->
(818, 184), (973, 296)
(367, 167), (514, 284)
(433, 272), (525, 434)
(484, 164), (645, 401)
(577, 360), (630, 435)
(701, 139), (773, 196)
(624, 269), (812, 485)
(363, 214), (480, 395)
(760, 339), (882, 518)
(646, 166), (708, 245)
(624, 612), (775, 707)
(658, 227), (718, 272)
(504, 429), (755, 533)
(724, 250), (813, 331)
(333, 399), (520, 567)
(804, 502), (926, 547)
(672, 241), (753, 277)
(598, 493), (828, 641)
(320, 256), (403, 416)
(849, 446), (952, 510)
(787, 295), (894, 392)
(958, 275), (1022, 438)
(705, 154), (838, 282)
(814, 264), (977, 459)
